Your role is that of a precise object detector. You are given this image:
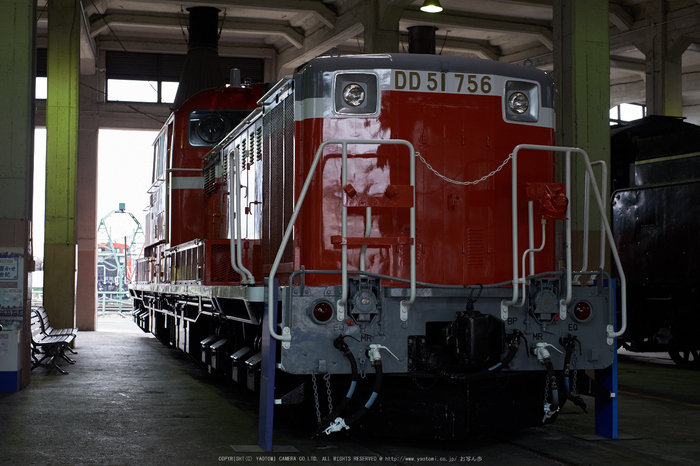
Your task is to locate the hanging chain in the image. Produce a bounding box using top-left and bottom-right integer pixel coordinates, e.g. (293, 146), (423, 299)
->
(544, 375), (550, 407)
(311, 372), (322, 425)
(416, 151), (513, 186)
(324, 372), (334, 415)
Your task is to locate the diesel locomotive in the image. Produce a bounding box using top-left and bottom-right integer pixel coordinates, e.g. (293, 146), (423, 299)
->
(130, 53), (624, 437)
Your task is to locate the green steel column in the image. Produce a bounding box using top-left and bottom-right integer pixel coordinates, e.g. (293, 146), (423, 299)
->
(0, 0), (35, 390)
(44, 0), (80, 330)
(553, 0), (611, 272)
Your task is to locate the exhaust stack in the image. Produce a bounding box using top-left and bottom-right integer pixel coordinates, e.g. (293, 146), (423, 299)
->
(407, 26), (438, 54)
(172, 6), (225, 110)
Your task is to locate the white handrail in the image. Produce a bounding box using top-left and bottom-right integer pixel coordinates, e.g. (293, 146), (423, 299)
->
(233, 148), (255, 284)
(500, 144), (627, 339)
(336, 140), (416, 322)
(577, 160), (608, 284)
(228, 150), (246, 281)
(360, 207), (372, 272)
(267, 138), (417, 342)
(518, 219), (547, 308)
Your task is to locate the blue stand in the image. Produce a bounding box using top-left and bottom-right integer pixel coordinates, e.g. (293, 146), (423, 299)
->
(594, 279), (618, 439)
(258, 279), (279, 452)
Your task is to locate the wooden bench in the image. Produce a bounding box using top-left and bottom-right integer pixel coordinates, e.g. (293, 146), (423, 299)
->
(34, 307), (78, 355)
(30, 310), (76, 375)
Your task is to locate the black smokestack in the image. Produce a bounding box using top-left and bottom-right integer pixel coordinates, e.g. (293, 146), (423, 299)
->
(408, 26), (438, 54)
(172, 6), (225, 110)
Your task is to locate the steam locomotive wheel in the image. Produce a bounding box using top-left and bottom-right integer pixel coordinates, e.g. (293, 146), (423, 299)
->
(668, 339), (700, 368)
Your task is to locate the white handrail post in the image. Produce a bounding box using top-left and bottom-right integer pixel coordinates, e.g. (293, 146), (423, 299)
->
(399, 139), (416, 322)
(500, 146), (520, 320)
(228, 149), (246, 281)
(559, 149), (573, 320)
(235, 148), (255, 284)
(578, 151), (627, 339)
(266, 141), (332, 342)
(337, 142), (349, 321)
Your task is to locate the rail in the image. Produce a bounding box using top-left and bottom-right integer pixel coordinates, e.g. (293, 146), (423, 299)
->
(499, 144), (627, 340)
(267, 139), (416, 342)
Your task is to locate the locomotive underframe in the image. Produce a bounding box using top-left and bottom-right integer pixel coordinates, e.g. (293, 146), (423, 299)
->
(130, 273), (615, 380)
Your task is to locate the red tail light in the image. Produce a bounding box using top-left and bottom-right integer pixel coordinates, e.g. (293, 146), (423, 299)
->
(312, 302), (334, 323)
(573, 301), (592, 322)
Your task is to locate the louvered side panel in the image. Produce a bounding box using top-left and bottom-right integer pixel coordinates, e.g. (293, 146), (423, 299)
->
(282, 93), (295, 263)
(262, 92), (295, 268)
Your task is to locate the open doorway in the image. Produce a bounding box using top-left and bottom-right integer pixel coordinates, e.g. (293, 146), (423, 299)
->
(32, 128), (157, 315)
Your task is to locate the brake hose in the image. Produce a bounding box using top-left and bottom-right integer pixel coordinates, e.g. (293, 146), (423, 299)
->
(327, 337), (359, 420)
(313, 335), (359, 438)
(323, 345), (389, 435)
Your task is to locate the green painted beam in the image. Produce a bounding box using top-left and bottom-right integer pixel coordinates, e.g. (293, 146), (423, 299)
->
(44, 0), (80, 329)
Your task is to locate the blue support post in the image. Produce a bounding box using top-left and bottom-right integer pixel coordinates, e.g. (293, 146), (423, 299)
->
(259, 278), (279, 451)
(595, 279), (618, 438)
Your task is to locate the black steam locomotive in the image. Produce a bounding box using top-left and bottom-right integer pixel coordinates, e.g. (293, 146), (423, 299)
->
(611, 115), (700, 367)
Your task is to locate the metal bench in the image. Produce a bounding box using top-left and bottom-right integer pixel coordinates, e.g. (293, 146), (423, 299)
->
(34, 307), (78, 355)
(30, 309), (76, 374)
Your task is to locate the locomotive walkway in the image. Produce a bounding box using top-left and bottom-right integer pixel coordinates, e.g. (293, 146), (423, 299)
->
(1, 315), (699, 465)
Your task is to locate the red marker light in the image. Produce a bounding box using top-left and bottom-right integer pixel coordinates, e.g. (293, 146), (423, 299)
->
(312, 302), (334, 323)
(573, 301), (592, 322)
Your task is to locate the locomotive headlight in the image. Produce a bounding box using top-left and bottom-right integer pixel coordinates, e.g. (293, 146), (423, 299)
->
(343, 83), (365, 107)
(508, 92), (529, 114)
(335, 73), (378, 115)
(505, 81), (539, 122)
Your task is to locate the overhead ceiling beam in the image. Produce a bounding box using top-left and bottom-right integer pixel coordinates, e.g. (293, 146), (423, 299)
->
(486, 0), (553, 5)
(80, 3), (97, 74)
(610, 71), (700, 106)
(610, 4), (700, 54)
(277, 9), (365, 77)
(90, 14), (305, 49)
(406, 35), (501, 61)
(129, 0), (337, 29)
(97, 36), (276, 59)
(610, 56), (645, 72)
(609, 3), (634, 32)
(401, 9), (553, 50)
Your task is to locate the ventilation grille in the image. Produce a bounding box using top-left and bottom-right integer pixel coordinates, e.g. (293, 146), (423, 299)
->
(255, 127), (263, 161)
(208, 242), (242, 284)
(262, 90), (295, 266)
(204, 165), (217, 195)
(467, 229), (485, 265)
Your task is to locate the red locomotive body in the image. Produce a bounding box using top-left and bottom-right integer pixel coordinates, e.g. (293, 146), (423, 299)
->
(293, 71), (556, 287)
(131, 54), (621, 438)
(144, 85), (264, 251)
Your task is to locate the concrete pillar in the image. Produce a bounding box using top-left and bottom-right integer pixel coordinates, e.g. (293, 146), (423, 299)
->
(44, 0), (80, 330)
(553, 0), (611, 271)
(0, 0), (35, 390)
(76, 98), (98, 331)
(362, 0), (413, 53)
(639, 0), (685, 116)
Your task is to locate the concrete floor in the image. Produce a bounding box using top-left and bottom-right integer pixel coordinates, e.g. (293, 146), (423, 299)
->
(1, 315), (699, 466)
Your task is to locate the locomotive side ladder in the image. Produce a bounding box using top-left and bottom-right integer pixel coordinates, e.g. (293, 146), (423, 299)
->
(499, 144), (626, 440)
(266, 139), (417, 343)
(332, 139), (416, 323)
(500, 144), (628, 343)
